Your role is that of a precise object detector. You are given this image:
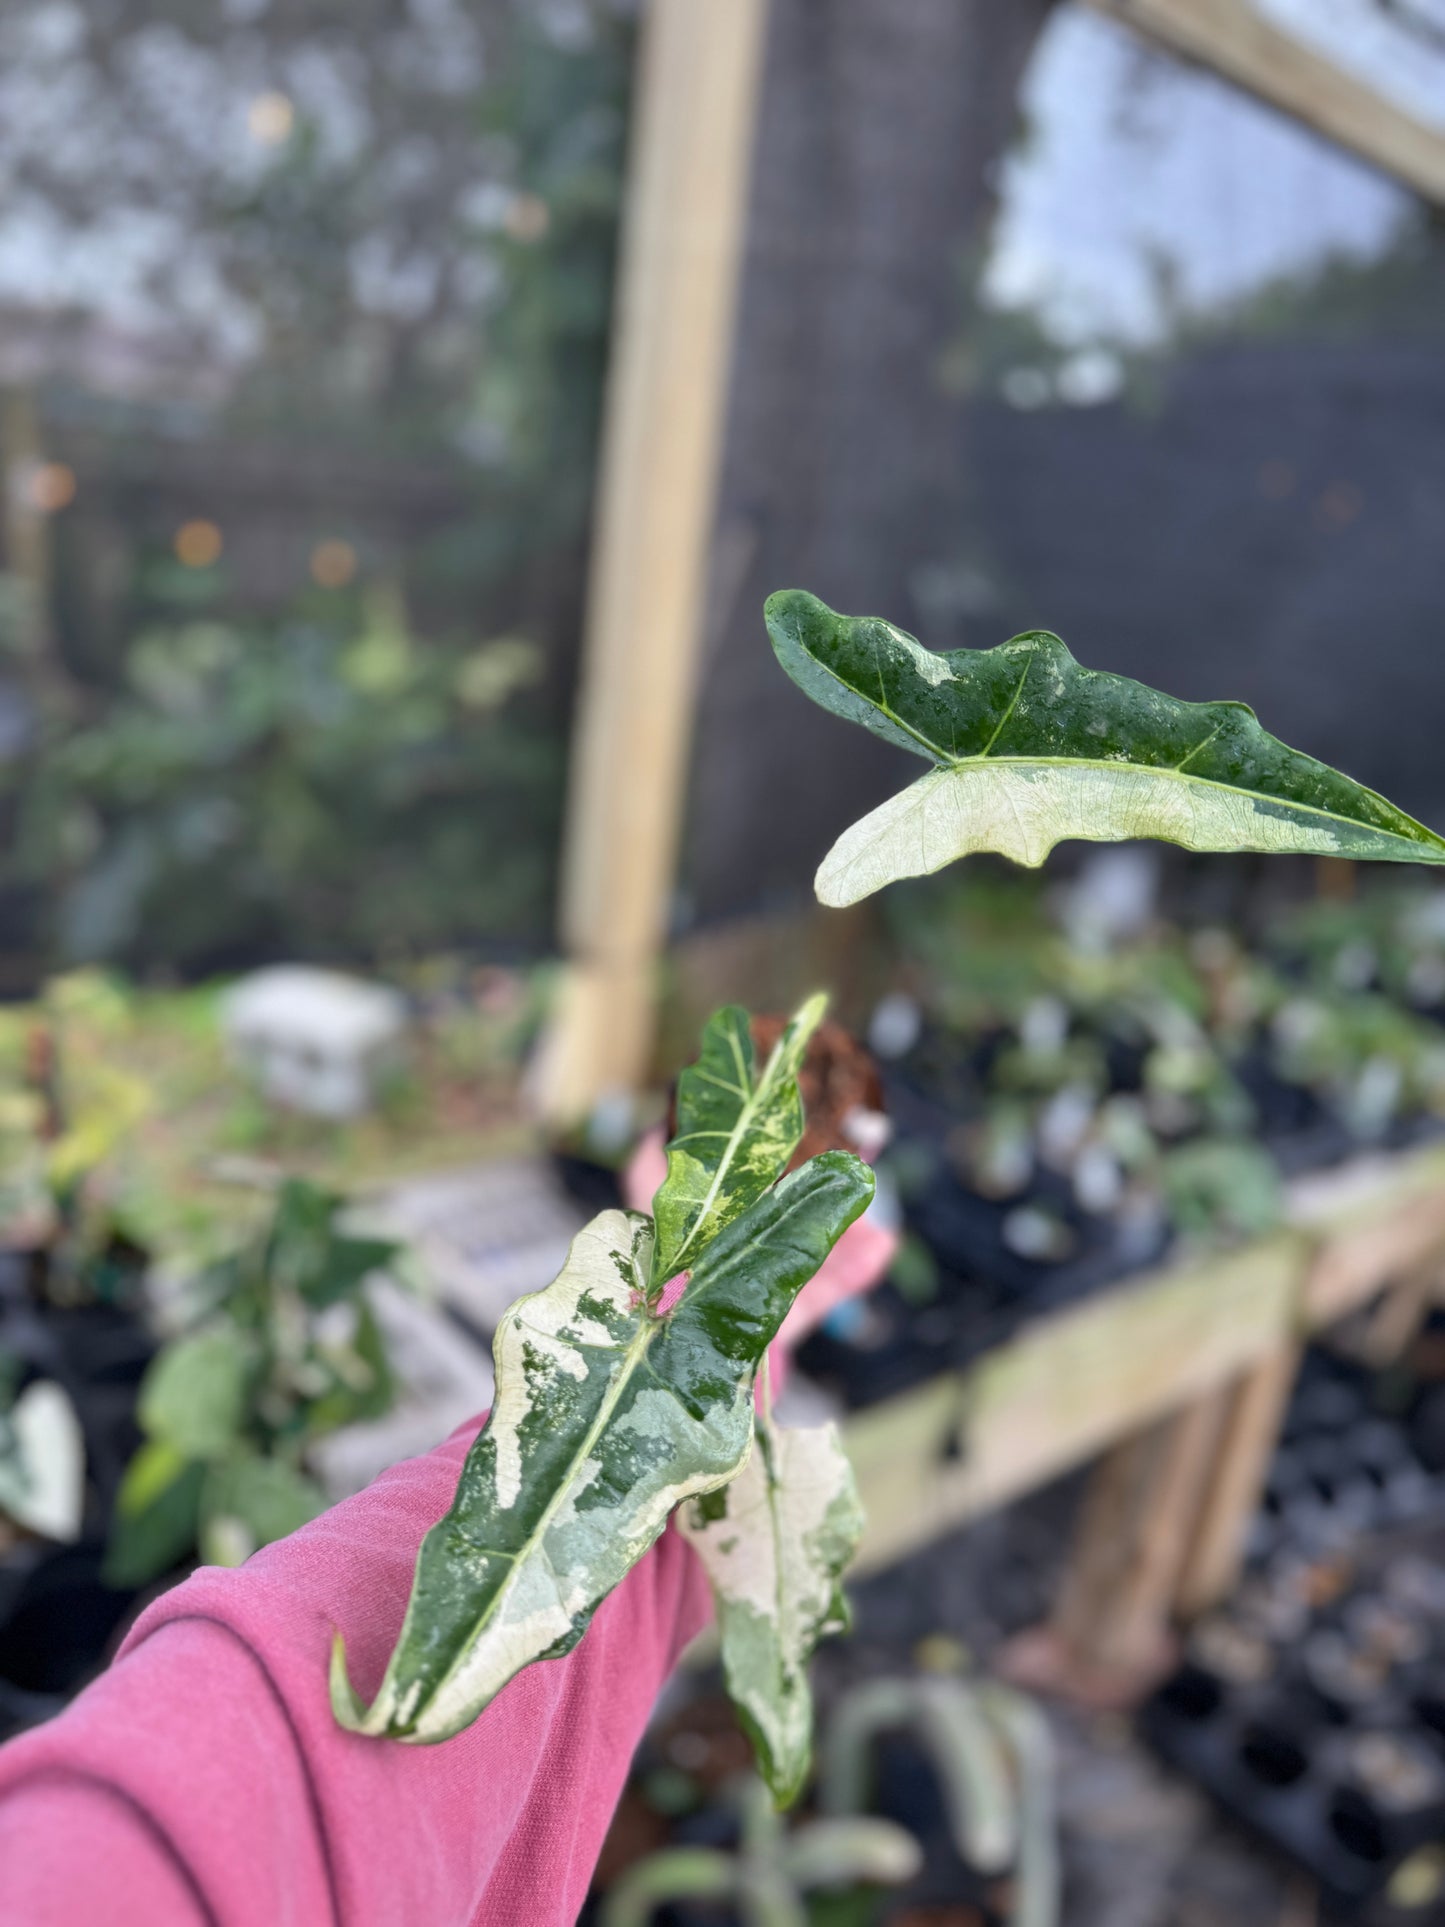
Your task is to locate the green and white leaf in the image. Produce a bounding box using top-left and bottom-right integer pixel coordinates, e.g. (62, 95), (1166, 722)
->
(681, 1417), (863, 1807)
(650, 994), (827, 1290)
(331, 1151), (874, 1744)
(0, 1381), (85, 1543)
(766, 589), (1445, 906)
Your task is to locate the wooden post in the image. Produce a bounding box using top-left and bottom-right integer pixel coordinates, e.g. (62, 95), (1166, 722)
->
(1043, 1391), (1232, 1691)
(1084, 0), (1445, 205)
(1358, 1248), (1445, 1369)
(1174, 1344), (1301, 1618)
(1, 387), (53, 665)
(535, 0), (769, 1121)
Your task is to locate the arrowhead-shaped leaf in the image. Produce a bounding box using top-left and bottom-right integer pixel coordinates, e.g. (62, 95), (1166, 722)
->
(766, 589), (1445, 906)
(650, 994), (827, 1291)
(138, 1329), (254, 1460)
(331, 1151), (873, 1743)
(681, 1418), (864, 1807)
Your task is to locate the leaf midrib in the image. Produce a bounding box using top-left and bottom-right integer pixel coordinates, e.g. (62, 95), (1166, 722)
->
(417, 1177), (820, 1725)
(758, 1422), (794, 1678)
(412, 1299), (659, 1728)
(665, 1024), (791, 1281)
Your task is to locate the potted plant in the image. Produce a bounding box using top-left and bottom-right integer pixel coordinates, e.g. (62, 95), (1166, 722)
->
(327, 589), (1445, 1814)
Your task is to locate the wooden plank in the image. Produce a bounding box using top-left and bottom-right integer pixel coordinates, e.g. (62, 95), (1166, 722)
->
(535, 0), (769, 1120)
(850, 1233), (1302, 1573)
(1, 388), (53, 668)
(1175, 1342), (1302, 1616)
(842, 1140), (1445, 1578)
(1300, 1147), (1445, 1327)
(1046, 1391), (1232, 1684)
(1085, 0), (1445, 205)
(1359, 1252), (1445, 1367)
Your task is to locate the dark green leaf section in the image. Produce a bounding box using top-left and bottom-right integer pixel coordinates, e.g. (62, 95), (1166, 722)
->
(651, 994), (826, 1290)
(331, 1151), (874, 1743)
(765, 589), (1445, 900)
(107, 1177), (398, 1586)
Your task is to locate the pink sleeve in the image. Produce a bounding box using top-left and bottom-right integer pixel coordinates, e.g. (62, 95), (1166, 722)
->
(0, 1416), (713, 1927)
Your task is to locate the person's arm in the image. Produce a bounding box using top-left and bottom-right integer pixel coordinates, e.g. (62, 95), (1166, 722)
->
(0, 1415), (712, 1927)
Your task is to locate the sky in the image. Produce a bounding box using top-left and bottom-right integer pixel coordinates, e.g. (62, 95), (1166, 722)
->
(981, 0), (1442, 351)
(0, 0), (1440, 389)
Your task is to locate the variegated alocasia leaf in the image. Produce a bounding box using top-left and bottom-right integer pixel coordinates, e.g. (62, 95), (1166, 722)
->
(681, 1417), (864, 1807)
(766, 589), (1445, 907)
(331, 1150), (873, 1744)
(650, 993), (827, 1292)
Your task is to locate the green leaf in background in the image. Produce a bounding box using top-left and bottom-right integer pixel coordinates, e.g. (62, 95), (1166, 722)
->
(200, 1452), (327, 1567)
(264, 1178), (397, 1309)
(766, 590), (1445, 906)
(138, 1329), (254, 1460)
(305, 1297), (396, 1437)
(1160, 1137), (1284, 1243)
(331, 1150), (874, 1744)
(103, 1441), (207, 1588)
(650, 994), (827, 1291)
(680, 1418), (864, 1807)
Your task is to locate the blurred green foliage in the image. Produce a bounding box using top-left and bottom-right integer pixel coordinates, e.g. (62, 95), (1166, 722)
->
(10, 583), (560, 974)
(884, 873), (1445, 1256)
(0, 962), (547, 1273)
(105, 1178), (397, 1585)
(0, 2), (637, 982)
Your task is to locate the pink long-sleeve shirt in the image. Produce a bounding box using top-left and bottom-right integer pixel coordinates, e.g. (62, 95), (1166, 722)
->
(0, 1200), (896, 1924)
(0, 1415), (711, 1926)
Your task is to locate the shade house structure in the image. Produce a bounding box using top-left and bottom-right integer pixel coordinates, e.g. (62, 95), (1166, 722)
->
(532, 0), (1445, 1698)
(539, 0), (1445, 1124)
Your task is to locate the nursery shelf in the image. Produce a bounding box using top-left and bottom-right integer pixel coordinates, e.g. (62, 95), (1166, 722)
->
(845, 1139), (1445, 1580)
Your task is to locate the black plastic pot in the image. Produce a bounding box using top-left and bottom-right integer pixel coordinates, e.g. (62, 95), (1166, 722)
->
(0, 1296), (156, 1522)
(0, 1542), (141, 1741)
(794, 1280), (1010, 1411)
(1142, 1678), (1426, 1906)
(549, 1152), (624, 1215)
(860, 1727), (1008, 1918)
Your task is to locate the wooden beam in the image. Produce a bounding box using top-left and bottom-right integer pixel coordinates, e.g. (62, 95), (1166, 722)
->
(1298, 1155), (1445, 1325)
(848, 1141), (1445, 1578)
(536, 0), (769, 1120)
(850, 1233), (1303, 1575)
(1175, 1342), (1301, 1616)
(1084, 0), (1445, 205)
(1, 388), (53, 667)
(1042, 1390), (1231, 1689)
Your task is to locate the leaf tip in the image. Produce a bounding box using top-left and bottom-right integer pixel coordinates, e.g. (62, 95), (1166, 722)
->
(794, 987), (830, 1035)
(328, 1630), (371, 1734)
(762, 585), (819, 629)
(764, 587), (835, 665)
(813, 857), (857, 910)
(747, 1715), (811, 1811)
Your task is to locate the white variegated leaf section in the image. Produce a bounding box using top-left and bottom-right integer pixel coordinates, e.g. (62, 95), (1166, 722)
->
(817, 761), (1381, 907)
(681, 1419), (863, 1805)
(333, 1208), (757, 1743)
